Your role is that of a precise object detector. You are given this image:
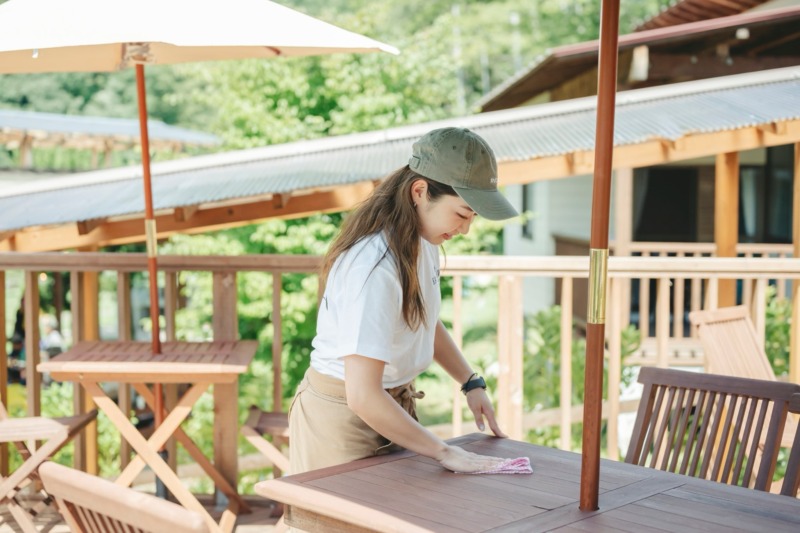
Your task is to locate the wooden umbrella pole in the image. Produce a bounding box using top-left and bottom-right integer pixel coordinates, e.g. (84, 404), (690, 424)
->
(136, 64), (162, 357)
(136, 63), (169, 500)
(580, 0), (620, 512)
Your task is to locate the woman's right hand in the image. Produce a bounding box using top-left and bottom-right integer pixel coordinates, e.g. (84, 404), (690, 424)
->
(436, 445), (505, 473)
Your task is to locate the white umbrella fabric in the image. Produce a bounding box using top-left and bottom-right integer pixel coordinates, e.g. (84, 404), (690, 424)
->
(0, 0), (397, 354)
(0, 0), (397, 482)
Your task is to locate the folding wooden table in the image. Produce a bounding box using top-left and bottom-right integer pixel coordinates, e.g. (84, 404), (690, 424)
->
(39, 340), (258, 533)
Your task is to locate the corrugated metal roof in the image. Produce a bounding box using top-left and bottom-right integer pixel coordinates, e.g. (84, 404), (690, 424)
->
(0, 109), (220, 145)
(1, 66), (799, 233)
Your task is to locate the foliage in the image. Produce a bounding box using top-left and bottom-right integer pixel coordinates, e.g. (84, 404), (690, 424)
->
(522, 305), (640, 450)
(765, 285), (792, 377)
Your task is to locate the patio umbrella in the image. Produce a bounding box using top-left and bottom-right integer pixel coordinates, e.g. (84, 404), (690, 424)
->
(0, 0), (397, 356)
(0, 0), (397, 478)
(581, 0), (620, 511)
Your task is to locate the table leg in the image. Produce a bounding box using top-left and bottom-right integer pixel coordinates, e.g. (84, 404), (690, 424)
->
(129, 383), (251, 513)
(115, 382), (208, 486)
(82, 381), (224, 533)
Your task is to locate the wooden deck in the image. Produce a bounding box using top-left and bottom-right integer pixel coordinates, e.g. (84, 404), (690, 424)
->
(256, 433), (800, 532)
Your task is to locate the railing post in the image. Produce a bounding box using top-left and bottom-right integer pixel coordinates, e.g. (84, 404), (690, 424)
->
(559, 277), (573, 451)
(164, 271), (179, 473)
(23, 271), (41, 417)
(116, 272), (133, 470)
(212, 271), (238, 506)
(497, 275), (524, 440)
(0, 270), (7, 476)
(451, 275), (464, 437)
(69, 271), (87, 471)
(272, 272), (283, 411)
(656, 277), (669, 368)
(606, 277), (623, 460)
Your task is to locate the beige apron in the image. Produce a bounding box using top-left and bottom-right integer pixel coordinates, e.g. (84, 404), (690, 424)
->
(288, 366), (424, 475)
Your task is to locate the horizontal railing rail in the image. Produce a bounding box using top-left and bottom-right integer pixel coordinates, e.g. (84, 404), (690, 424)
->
(1, 251), (798, 474)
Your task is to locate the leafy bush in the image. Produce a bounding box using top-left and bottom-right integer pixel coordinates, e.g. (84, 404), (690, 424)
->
(764, 285), (791, 377)
(522, 305), (640, 450)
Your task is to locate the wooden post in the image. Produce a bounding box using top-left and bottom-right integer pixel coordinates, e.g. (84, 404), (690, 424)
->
(116, 272), (133, 470)
(791, 142), (800, 385)
(164, 272), (179, 472)
(70, 271), (87, 471)
(272, 273), (282, 411)
(559, 277), (573, 451)
(0, 270), (7, 476)
(24, 271), (41, 417)
(81, 269), (100, 476)
(606, 278), (623, 460)
(614, 167), (633, 328)
(715, 152), (739, 308)
(212, 271), (238, 507)
(451, 276), (464, 437)
(497, 277), (512, 436)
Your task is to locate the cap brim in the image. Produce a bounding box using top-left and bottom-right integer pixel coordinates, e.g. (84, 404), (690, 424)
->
(453, 186), (519, 221)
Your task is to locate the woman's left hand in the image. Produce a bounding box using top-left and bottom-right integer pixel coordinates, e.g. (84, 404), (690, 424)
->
(466, 388), (507, 438)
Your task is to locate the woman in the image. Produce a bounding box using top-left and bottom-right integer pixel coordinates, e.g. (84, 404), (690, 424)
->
(289, 127), (518, 475)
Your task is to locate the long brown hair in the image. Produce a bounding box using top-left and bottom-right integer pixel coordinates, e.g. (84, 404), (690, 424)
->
(321, 165), (457, 330)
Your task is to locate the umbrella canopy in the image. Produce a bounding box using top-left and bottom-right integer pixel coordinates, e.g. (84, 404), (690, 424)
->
(0, 0), (398, 73)
(0, 0), (397, 453)
(0, 0), (397, 355)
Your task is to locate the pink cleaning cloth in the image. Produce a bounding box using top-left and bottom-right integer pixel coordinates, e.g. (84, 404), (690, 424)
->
(459, 457), (533, 475)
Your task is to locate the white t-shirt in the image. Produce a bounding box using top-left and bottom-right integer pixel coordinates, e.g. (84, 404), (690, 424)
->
(310, 232), (441, 388)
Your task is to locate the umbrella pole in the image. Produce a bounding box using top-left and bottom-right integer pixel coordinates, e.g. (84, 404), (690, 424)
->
(136, 64), (162, 357)
(580, 0), (620, 512)
(136, 64), (169, 498)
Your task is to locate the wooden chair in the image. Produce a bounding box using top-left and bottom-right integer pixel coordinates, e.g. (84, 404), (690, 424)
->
(38, 461), (209, 533)
(241, 405), (290, 474)
(0, 402), (97, 533)
(689, 305), (796, 448)
(626, 367), (800, 495)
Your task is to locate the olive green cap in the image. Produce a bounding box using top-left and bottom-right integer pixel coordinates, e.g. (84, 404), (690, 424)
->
(409, 127), (518, 221)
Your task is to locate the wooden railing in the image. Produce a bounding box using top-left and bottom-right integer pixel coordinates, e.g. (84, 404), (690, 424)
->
(1, 252), (798, 474)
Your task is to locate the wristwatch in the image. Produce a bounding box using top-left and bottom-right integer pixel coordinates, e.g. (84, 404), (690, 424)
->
(461, 373), (487, 395)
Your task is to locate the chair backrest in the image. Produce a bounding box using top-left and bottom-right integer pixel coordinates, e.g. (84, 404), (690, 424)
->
(689, 306), (776, 380)
(626, 367), (800, 494)
(782, 393), (800, 497)
(38, 461), (209, 533)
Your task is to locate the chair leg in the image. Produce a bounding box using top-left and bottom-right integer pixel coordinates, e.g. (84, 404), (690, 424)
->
(6, 495), (39, 533)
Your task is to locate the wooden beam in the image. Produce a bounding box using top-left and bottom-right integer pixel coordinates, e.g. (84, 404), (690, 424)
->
(498, 119), (800, 185)
(272, 192), (291, 209)
(76, 218), (107, 235)
(651, 55), (800, 82)
(3, 182), (376, 252)
(173, 205), (199, 223)
(715, 152), (739, 308)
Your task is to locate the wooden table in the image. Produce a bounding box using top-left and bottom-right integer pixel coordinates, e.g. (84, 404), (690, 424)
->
(255, 433), (800, 533)
(38, 340), (258, 533)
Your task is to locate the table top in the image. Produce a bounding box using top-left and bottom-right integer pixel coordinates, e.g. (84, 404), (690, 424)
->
(38, 340), (258, 383)
(255, 433), (800, 533)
